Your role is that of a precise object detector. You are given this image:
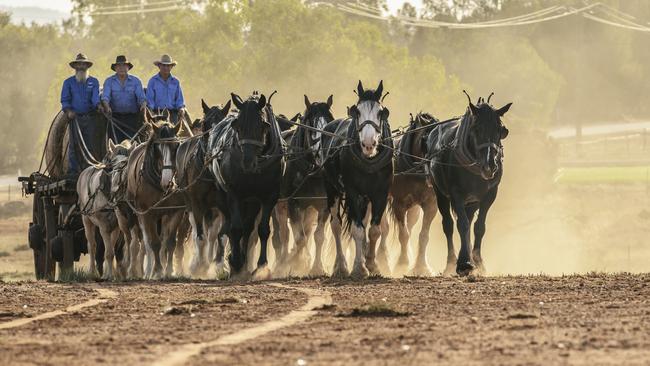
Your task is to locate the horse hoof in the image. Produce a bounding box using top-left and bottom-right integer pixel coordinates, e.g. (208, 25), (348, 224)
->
(456, 261), (474, 277)
(309, 267), (327, 277)
(366, 260), (381, 276)
(350, 264), (370, 280)
(230, 270), (251, 282)
(252, 265), (272, 281)
(394, 257), (410, 275)
(331, 261), (349, 279)
(409, 265), (433, 277)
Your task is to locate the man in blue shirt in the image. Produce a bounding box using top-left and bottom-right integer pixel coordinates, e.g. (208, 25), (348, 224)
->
(101, 55), (146, 143)
(146, 54), (187, 125)
(60, 53), (100, 175)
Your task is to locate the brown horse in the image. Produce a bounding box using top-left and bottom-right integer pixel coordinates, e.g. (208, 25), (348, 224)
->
(126, 110), (186, 279)
(388, 113), (440, 276)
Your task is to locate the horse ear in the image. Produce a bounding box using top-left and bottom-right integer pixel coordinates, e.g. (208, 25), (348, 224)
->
(357, 80), (364, 97)
(257, 94), (266, 109)
(291, 113), (301, 122)
(201, 99), (210, 114)
(108, 139), (115, 153)
(497, 102), (512, 117)
(375, 80), (384, 101)
(348, 105), (360, 119)
(304, 95), (311, 109)
(231, 93), (244, 110)
(327, 94), (333, 108)
(221, 100), (231, 116)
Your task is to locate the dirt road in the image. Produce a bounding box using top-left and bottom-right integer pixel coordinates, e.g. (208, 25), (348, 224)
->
(1, 274), (648, 365)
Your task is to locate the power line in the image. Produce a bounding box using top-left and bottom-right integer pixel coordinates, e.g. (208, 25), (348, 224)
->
(321, 1), (650, 33)
(91, 5), (183, 16)
(91, 0), (185, 12)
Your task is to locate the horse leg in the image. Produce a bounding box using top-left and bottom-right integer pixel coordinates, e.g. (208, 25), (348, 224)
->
(139, 216), (162, 279)
(435, 188), (457, 276)
(83, 217), (98, 277)
(375, 213), (391, 276)
(252, 200), (275, 281)
(410, 198), (437, 277)
(98, 223), (116, 280)
(472, 189), (497, 275)
(289, 205), (312, 275)
(162, 213), (183, 277)
(329, 196), (348, 278)
(394, 204), (411, 275)
(227, 198), (246, 278)
(173, 213), (190, 277)
(450, 193), (473, 276)
(310, 205), (329, 277)
(350, 195), (370, 280)
(116, 208), (134, 278)
(366, 194), (388, 277)
(271, 201), (290, 274)
(188, 210), (207, 276)
(215, 214), (231, 279)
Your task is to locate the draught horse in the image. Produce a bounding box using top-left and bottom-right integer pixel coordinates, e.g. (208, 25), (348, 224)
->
(126, 111), (186, 279)
(208, 92), (284, 279)
(425, 91), (511, 276)
(321, 81), (393, 279)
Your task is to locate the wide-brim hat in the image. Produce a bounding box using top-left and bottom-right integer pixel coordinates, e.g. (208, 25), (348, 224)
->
(111, 55), (134, 71)
(153, 54), (177, 67)
(69, 53), (93, 69)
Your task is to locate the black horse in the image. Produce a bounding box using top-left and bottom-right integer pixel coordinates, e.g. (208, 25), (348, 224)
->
(321, 81), (393, 279)
(207, 92), (284, 279)
(273, 95), (335, 276)
(176, 99), (231, 277)
(425, 91), (511, 276)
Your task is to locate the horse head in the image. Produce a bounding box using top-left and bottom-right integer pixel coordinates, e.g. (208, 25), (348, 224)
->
(201, 98), (232, 135)
(349, 80), (389, 158)
(303, 94), (334, 164)
(463, 90), (512, 180)
(230, 92), (270, 173)
(145, 108), (182, 189)
(107, 139), (134, 198)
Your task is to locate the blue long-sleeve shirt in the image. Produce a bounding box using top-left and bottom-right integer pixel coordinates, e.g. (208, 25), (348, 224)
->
(60, 76), (100, 114)
(101, 74), (146, 114)
(145, 73), (185, 110)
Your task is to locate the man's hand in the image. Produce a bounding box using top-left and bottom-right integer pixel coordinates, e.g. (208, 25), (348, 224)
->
(65, 110), (76, 120)
(178, 107), (186, 121)
(101, 101), (112, 115)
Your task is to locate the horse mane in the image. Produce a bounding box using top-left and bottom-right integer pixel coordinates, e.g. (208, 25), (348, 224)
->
(357, 89), (380, 103)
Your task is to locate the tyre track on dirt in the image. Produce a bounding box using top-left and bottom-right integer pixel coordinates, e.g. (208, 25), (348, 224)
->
(0, 288), (117, 330)
(151, 283), (332, 366)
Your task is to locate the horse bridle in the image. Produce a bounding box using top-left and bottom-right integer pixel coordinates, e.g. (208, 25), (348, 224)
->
(154, 137), (180, 172)
(234, 109), (270, 150)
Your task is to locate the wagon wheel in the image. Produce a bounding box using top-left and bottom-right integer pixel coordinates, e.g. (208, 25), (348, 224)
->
(30, 192), (55, 280)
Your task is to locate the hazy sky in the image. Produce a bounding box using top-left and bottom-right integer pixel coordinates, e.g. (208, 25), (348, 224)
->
(0, 0), (423, 13)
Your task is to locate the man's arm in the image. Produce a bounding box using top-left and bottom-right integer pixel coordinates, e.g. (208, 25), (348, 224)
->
(135, 78), (147, 111)
(91, 78), (101, 111)
(60, 79), (75, 119)
(145, 78), (155, 110)
(175, 80), (186, 110)
(101, 78), (112, 114)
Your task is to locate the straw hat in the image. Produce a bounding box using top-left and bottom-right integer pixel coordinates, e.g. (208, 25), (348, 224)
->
(111, 55), (134, 71)
(153, 54), (177, 67)
(69, 53), (93, 69)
